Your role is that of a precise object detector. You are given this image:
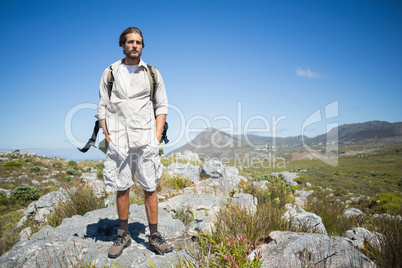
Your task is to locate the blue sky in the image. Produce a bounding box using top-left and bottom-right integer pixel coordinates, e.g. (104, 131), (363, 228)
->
(0, 0), (401, 160)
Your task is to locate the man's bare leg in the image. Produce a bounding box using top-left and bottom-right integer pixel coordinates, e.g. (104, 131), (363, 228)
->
(117, 188), (130, 233)
(144, 190), (158, 235)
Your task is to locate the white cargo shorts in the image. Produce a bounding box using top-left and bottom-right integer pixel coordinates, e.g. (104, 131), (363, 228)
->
(103, 139), (162, 192)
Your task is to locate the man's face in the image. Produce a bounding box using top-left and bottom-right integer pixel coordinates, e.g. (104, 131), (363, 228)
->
(123, 33), (143, 61)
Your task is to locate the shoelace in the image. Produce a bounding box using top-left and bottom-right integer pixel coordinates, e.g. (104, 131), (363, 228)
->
(114, 235), (124, 246)
(152, 234), (166, 245)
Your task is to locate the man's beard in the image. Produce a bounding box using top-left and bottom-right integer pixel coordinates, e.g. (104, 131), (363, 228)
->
(124, 49), (141, 61)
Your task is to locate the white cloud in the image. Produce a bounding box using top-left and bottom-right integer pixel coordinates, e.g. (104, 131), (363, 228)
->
(296, 67), (328, 79)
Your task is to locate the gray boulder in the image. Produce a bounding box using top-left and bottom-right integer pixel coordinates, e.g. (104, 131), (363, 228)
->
(282, 204), (327, 235)
(231, 193), (257, 213)
(373, 213), (402, 221)
(1, 204), (184, 268)
(0, 188), (11, 197)
(248, 231), (376, 267)
(185, 216), (213, 235)
(344, 227), (382, 250)
(81, 173), (97, 184)
(0, 157), (9, 162)
(344, 208), (364, 217)
(182, 150), (200, 162)
(200, 159), (224, 179)
(160, 193), (223, 220)
(17, 187), (71, 227)
(294, 189), (314, 207)
(167, 162), (200, 183)
(252, 180), (269, 190)
(19, 227), (31, 241)
(81, 173), (105, 198)
(271, 171), (298, 185)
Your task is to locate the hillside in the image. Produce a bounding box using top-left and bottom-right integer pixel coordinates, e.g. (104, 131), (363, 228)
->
(170, 120), (402, 158)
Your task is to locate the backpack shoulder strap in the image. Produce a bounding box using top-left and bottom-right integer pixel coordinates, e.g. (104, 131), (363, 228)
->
(145, 63), (158, 101)
(106, 65), (114, 99)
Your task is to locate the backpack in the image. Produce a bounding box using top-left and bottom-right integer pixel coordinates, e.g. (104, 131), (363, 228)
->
(78, 63), (169, 153)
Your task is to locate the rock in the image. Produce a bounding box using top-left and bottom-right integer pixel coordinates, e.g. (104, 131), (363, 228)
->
(224, 166), (239, 178)
(81, 173), (97, 184)
(104, 194), (116, 207)
(271, 171), (298, 185)
(31, 180), (40, 185)
(344, 227), (382, 250)
(160, 193), (223, 220)
(252, 180), (269, 190)
(282, 204), (327, 235)
(305, 182), (312, 187)
(248, 231), (375, 267)
(81, 173), (105, 198)
(200, 159), (224, 179)
(167, 162), (200, 183)
(343, 208), (364, 217)
(17, 188), (71, 227)
(0, 188), (11, 197)
(294, 190), (314, 207)
(182, 150), (200, 162)
(0, 157), (9, 162)
(373, 213), (402, 221)
(231, 193), (257, 213)
(19, 227), (31, 241)
(185, 216), (214, 234)
(1, 204), (185, 268)
(192, 178), (240, 196)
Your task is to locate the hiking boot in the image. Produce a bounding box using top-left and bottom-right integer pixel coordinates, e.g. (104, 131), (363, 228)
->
(108, 229), (131, 258)
(148, 231), (173, 254)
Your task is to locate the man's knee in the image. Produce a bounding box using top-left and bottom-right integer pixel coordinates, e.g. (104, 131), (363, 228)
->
(117, 188), (130, 198)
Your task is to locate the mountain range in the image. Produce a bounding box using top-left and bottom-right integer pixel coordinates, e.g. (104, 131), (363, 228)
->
(169, 120), (402, 159)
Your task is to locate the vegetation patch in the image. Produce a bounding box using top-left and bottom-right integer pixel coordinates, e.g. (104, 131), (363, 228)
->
(3, 161), (24, 167)
(9, 186), (40, 202)
(47, 185), (106, 227)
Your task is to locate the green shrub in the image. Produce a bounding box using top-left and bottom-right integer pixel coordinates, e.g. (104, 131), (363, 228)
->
(293, 176), (308, 184)
(95, 162), (104, 170)
(24, 157), (33, 162)
(199, 156), (205, 162)
(66, 169), (81, 176)
(3, 161), (23, 167)
(68, 160), (77, 167)
(97, 170), (103, 179)
(9, 186), (40, 201)
(370, 193), (402, 215)
(64, 176), (72, 182)
(30, 166), (41, 172)
(53, 161), (63, 168)
(253, 174), (276, 182)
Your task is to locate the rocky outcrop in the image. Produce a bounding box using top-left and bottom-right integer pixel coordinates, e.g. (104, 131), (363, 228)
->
(344, 227), (382, 250)
(294, 189), (314, 207)
(200, 159), (225, 178)
(159, 193), (223, 221)
(17, 187), (71, 227)
(344, 208), (364, 217)
(282, 204), (327, 235)
(248, 231), (376, 267)
(166, 162), (200, 183)
(271, 171), (298, 185)
(1, 204), (185, 268)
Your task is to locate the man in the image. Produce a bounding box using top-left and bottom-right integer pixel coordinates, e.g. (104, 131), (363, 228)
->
(96, 27), (172, 258)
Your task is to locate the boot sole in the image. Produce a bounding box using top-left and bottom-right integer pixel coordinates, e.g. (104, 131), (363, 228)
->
(108, 238), (132, 258)
(148, 244), (173, 255)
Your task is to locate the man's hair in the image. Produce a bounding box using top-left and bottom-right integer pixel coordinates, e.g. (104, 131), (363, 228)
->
(119, 27), (145, 48)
